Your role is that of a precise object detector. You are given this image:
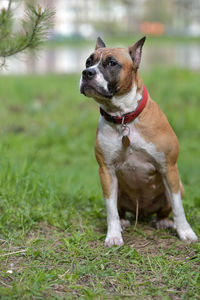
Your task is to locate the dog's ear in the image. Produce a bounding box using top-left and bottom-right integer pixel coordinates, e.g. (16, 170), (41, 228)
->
(95, 37), (106, 50)
(128, 36), (146, 69)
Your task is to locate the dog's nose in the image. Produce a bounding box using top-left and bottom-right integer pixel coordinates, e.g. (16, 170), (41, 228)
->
(82, 68), (96, 80)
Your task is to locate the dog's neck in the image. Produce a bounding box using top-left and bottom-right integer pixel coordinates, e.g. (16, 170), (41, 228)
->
(100, 84), (142, 116)
(100, 72), (144, 116)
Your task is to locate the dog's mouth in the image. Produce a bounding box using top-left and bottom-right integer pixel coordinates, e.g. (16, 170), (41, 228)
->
(80, 79), (113, 100)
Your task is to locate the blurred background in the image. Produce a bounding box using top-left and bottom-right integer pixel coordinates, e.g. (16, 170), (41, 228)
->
(1, 0), (200, 74)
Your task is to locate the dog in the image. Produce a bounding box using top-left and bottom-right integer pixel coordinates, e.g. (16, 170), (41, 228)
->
(80, 36), (198, 246)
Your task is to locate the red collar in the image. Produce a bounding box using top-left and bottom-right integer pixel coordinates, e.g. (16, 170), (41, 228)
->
(100, 85), (148, 124)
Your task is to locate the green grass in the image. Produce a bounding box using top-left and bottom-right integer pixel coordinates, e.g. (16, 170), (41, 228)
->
(0, 68), (199, 299)
(46, 34), (200, 48)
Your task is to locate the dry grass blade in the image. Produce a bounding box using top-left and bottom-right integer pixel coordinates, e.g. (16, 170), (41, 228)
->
(0, 249), (27, 257)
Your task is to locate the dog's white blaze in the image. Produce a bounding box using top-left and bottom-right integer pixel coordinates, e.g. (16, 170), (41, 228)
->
(80, 54), (108, 92)
(95, 71), (108, 91)
(88, 55), (109, 92)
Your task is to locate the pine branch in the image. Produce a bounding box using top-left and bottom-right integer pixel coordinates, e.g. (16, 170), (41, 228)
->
(7, 0), (12, 11)
(0, 4), (55, 58)
(0, 8), (13, 40)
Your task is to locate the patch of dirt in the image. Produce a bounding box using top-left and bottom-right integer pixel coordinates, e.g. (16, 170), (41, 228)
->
(90, 221), (199, 263)
(122, 222), (196, 257)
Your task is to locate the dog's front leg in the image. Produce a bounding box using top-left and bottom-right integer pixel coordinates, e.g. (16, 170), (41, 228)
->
(162, 164), (198, 242)
(99, 166), (123, 247)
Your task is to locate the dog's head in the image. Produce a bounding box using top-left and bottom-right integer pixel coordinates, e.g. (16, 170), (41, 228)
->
(80, 37), (146, 103)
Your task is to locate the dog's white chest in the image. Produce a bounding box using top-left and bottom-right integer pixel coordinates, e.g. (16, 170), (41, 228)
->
(97, 117), (165, 170)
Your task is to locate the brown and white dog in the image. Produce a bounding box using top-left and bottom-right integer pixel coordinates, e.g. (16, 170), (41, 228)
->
(80, 37), (198, 246)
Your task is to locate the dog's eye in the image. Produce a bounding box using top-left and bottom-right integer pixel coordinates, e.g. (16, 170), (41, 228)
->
(86, 59), (92, 68)
(108, 60), (117, 67)
(85, 57), (93, 68)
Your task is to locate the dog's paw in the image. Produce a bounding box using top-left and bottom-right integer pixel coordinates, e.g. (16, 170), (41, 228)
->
(105, 234), (124, 247)
(177, 227), (198, 243)
(156, 218), (175, 230)
(120, 219), (131, 230)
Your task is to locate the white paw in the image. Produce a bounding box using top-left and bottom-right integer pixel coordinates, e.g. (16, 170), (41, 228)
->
(120, 219), (131, 230)
(105, 234), (124, 247)
(156, 218), (175, 230)
(177, 227), (198, 243)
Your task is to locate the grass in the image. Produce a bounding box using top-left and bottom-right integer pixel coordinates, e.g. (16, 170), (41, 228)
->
(0, 68), (199, 299)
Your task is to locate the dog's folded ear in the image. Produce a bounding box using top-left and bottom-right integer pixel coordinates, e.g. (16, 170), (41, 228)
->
(95, 37), (106, 50)
(129, 36), (146, 70)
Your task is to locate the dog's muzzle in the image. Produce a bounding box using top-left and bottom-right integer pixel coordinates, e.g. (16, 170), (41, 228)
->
(80, 67), (113, 99)
(82, 68), (96, 81)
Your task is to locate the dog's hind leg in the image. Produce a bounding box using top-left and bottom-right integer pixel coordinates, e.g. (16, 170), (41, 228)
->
(118, 195), (131, 230)
(120, 218), (131, 230)
(156, 179), (184, 231)
(156, 200), (174, 230)
(162, 163), (197, 242)
(156, 218), (175, 230)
